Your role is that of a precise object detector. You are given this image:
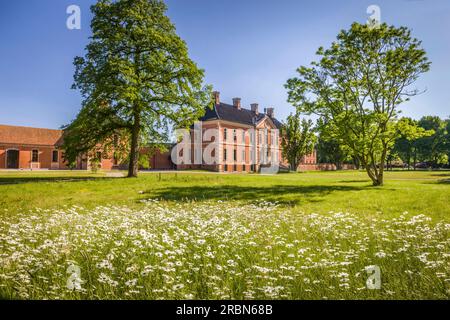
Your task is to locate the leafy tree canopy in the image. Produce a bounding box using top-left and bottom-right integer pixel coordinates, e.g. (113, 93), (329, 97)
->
(286, 22), (431, 185)
(64, 0), (211, 177)
(281, 111), (316, 171)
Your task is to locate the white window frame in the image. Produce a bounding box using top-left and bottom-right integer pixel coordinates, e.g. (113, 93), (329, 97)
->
(31, 149), (39, 163)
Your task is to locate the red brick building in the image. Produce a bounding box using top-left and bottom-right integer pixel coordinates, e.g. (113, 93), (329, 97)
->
(0, 124), (175, 171)
(0, 92), (317, 172)
(0, 125), (69, 170)
(176, 92), (317, 173)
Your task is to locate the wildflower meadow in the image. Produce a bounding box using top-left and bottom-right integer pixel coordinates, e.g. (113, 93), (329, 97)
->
(1, 184), (449, 300)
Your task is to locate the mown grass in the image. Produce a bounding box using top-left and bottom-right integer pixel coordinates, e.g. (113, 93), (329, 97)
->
(0, 169), (449, 220)
(0, 170), (449, 300)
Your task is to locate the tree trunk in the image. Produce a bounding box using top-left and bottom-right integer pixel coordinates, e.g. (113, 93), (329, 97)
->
(375, 148), (387, 186)
(363, 159), (383, 186)
(127, 110), (141, 178)
(407, 150), (411, 171)
(413, 149), (417, 171)
(290, 160), (297, 172)
(365, 166), (382, 186)
(375, 168), (384, 186)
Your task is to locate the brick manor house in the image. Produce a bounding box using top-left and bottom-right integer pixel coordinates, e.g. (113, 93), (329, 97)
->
(0, 92), (317, 172)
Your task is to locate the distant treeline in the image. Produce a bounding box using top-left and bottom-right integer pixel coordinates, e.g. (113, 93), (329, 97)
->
(317, 116), (450, 170)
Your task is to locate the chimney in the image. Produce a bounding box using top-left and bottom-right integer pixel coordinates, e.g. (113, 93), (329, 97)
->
(251, 103), (259, 115)
(266, 107), (275, 118)
(232, 97), (241, 110)
(213, 91), (220, 105)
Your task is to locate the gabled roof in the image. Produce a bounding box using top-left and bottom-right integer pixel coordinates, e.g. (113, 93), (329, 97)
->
(0, 124), (64, 146)
(200, 103), (282, 129)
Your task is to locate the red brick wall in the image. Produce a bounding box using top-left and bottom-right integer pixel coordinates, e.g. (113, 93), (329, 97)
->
(0, 145), (70, 170)
(151, 150), (174, 170)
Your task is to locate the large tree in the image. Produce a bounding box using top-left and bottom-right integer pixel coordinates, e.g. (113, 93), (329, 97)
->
(281, 112), (316, 171)
(64, 0), (211, 177)
(285, 23), (431, 185)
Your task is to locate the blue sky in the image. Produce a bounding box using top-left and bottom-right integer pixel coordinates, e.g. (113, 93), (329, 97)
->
(0, 0), (449, 129)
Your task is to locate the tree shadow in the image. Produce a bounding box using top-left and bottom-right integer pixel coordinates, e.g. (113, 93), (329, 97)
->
(0, 176), (115, 185)
(144, 184), (366, 205)
(431, 173), (450, 177)
(437, 179), (450, 184)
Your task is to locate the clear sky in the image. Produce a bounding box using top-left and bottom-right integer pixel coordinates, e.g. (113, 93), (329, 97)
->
(0, 0), (449, 129)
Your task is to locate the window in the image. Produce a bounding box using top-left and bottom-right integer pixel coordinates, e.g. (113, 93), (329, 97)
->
(223, 128), (228, 141)
(242, 130), (245, 143)
(52, 150), (58, 163)
(250, 132), (254, 144)
(233, 129), (237, 142)
(223, 148), (227, 162)
(242, 150), (245, 163)
(233, 149), (237, 162)
(32, 150), (39, 162)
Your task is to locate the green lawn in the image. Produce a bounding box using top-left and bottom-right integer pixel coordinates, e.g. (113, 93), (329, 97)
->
(0, 170), (449, 300)
(1, 169), (449, 221)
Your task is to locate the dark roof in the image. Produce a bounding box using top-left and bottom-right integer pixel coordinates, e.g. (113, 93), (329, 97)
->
(200, 103), (282, 129)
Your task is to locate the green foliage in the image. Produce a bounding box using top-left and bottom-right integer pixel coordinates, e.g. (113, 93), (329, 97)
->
(393, 117), (435, 169)
(316, 137), (352, 169)
(281, 112), (316, 171)
(64, 0), (211, 178)
(286, 23), (431, 185)
(415, 116), (448, 167)
(138, 153), (150, 170)
(90, 157), (101, 173)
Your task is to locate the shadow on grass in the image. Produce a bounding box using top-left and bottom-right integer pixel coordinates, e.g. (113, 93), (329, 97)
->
(437, 179), (450, 184)
(0, 176), (115, 185)
(145, 184), (366, 205)
(338, 179), (370, 183)
(431, 173), (450, 177)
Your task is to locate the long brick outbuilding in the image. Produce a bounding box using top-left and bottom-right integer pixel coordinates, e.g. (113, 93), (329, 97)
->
(0, 124), (70, 170)
(0, 124), (172, 170)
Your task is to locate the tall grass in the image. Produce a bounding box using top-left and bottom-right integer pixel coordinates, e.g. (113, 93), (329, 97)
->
(1, 200), (448, 300)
